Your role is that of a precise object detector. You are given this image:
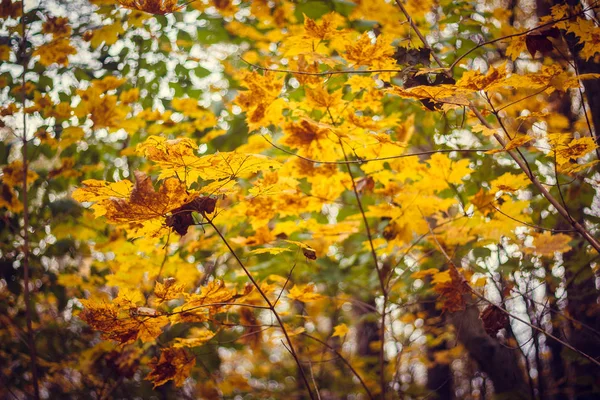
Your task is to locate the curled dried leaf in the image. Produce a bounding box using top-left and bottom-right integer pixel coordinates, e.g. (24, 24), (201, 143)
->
(166, 196), (217, 235)
(480, 304), (509, 337)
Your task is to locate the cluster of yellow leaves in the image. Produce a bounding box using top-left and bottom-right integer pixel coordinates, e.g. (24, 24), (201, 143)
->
(137, 135), (281, 194)
(33, 39), (76, 66)
(0, 161), (38, 212)
(74, 77), (132, 130)
(78, 296), (169, 344)
(235, 71), (285, 132)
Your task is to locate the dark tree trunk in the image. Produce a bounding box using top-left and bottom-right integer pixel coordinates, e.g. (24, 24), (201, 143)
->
(449, 299), (530, 398)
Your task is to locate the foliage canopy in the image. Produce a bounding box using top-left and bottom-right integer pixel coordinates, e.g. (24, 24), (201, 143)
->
(2, 0), (600, 398)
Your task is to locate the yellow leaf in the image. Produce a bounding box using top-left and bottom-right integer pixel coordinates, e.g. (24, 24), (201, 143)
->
(525, 231), (572, 257)
(332, 323), (349, 338)
(472, 123), (499, 137)
(490, 172), (530, 194)
(431, 270), (452, 284)
(118, 0), (182, 14)
(288, 284), (325, 302)
(114, 288), (144, 307)
(154, 278), (186, 303)
(172, 328), (215, 348)
(248, 247), (292, 255)
(410, 268), (439, 279)
(33, 39), (76, 66)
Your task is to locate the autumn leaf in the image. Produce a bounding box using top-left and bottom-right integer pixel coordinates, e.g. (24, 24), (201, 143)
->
(490, 172), (530, 194)
(154, 278), (186, 303)
(480, 305), (508, 337)
(172, 328), (216, 349)
(74, 171), (193, 237)
(170, 280), (237, 324)
(33, 39), (76, 66)
(146, 347), (195, 388)
(432, 265), (469, 313)
(166, 196), (217, 235)
(288, 284), (324, 302)
(525, 231), (571, 257)
(79, 298), (169, 344)
(332, 323), (349, 338)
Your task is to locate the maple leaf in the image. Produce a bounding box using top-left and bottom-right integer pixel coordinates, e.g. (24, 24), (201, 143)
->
(470, 188), (495, 216)
(170, 280), (237, 324)
(524, 231), (572, 257)
(41, 16), (72, 38)
(137, 135), (209, 183)
(196, 152), (282, 181)
(154, 278), (186, 304)
(525, 27), (559, 58)
(432, 265), (469, 313)
(457, 64), (507, 91)
(343, 32), (395, 67)
(118, 0), (182, 14)
(332, 323), (349, 338)
(83, 23), (124, 48)
(554, 137), (597, 165)
(239, 307), (262, 351)
(79, 297), (169, 344)
(490, 172), (530, 194)
(146, 347), (195, 388)
(74, 172), (193, 237)
(106, 171), (190, 224)
(234, 71), (284, 131)
(2, 160), (38, 188)
(0, 183), (22, 212)
(288, 284), (324, 302)
(303, 12), (345, 41)
(72, 179), (133, 217)
(172, 328), (216, 348)
(33, 39), (77, 66)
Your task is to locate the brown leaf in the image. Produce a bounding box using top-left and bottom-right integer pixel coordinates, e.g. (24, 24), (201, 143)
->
(166, 196), (217, 235)
(525, 27), (559, 58)
(146, 347), (195, 388)
(303, 248), (317, 260)
(480, 304), (508, 337)
(239, 307), (262, 351)
(432, 264), (469, 313)
(355, 176), (375, 194)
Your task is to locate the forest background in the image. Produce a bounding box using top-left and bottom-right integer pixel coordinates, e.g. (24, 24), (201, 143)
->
(2, 0), (600, 398)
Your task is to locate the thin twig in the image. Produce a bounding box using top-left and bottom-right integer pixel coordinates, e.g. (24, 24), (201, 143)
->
(261, 134), (488, 165)
(205, 217), (316, 399)
(338, 138), (388, 397)
(274, 262), (296, 307)
(302, 333), (375, 400)
(240, 57), (407, 76)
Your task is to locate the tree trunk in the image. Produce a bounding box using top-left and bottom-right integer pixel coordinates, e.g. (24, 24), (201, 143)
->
(449, 300), (530, 398)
